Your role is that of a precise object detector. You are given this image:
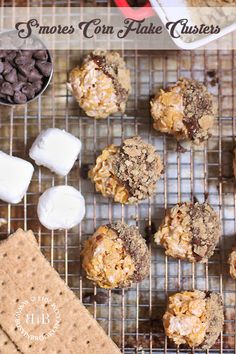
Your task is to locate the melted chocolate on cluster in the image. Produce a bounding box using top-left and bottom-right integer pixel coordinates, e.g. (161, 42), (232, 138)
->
(91, 53), (129, 110)
(182, 79), (213, 141)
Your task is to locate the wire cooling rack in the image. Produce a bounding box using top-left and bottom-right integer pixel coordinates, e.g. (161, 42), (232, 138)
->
(0, 1), (236, 353)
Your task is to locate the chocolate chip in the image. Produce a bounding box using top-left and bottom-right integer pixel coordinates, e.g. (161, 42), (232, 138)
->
(18, 73), (27, 82)
(80, 163), (90, 179)
(193, 196), (200, 204)
(1, 82), (14, 96)
(28, 68), (43, 82)
(207, 70), (216, 78)
(7, 59), (17, 68)
(32, 80), (43, 93)
(13, 81), (25, 91)
(13, 91), (27, 104)
(17, 64), (30, 77)
(6, 50), (17, 61)
(36, 61), (52, 77)
(176, 142), (187, 154)
(21, 83), (35, 99)
(5, 69), (17, 84)
(15, 55), (35, 66)
(33, 50), (48, 61)
(144, 222), (157, 244)
(0, 62), (4, 74)
(83, 292), (108, 304)
(28, 59), (36, 68)
(0, 50), (6, 58)
(3, 62), (13, 75)
(20, 50), (32, 58)
(0, 93), (6, 100)
(6, 95), (14, 104)
(94, 292), (109, 304)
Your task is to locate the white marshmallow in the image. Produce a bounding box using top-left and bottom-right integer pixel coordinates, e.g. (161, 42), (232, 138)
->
(37, 185), (85, 230)
(0, 151), (34, 204)
(29, 128), (82, 176)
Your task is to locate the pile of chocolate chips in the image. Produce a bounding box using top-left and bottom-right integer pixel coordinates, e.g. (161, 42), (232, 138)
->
(0, 49), (52, 104)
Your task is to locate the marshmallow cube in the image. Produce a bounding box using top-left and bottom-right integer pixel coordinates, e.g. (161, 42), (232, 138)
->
(37, 185), (85, 230)
(0, 151), (34, 204)
(29, 128), (82, 176)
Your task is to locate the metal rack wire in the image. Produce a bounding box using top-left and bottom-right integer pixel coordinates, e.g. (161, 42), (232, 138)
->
(0, 1), (236, 353)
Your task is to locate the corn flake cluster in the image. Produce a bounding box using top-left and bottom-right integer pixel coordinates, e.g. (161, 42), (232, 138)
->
(68, 51), (131, 119)
(151, 78), (215, 144)
(81, 225), (135, 289)
(155, 202), (220, 263)
(164, 291), (224, 349)
(89, 137), (163, 204)
(163, 291), (208, 347)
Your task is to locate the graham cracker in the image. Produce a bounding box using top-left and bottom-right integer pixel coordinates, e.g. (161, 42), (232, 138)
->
(0, 326), (20, 354)
(0, 229), (121, 354)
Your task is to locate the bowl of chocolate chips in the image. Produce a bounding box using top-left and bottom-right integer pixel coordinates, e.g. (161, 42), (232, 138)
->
(0, 47), (53, 105)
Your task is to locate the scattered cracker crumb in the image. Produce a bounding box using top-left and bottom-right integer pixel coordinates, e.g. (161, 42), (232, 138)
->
(113, 137), (163, 203)
(111, 221), (150, 284)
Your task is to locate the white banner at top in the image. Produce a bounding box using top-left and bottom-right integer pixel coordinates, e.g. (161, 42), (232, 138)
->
(0, 6), (236, 50)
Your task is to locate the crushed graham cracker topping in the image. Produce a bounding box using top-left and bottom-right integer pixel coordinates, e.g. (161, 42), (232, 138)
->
(190, 202), (220, 262)
(182, 78), (214, 142)
(110, 221), (150, 284)
(89, 136), (163, 204)
(113, 136), (163, 203)
(151, 78), (215, 144)
(201, 292), (224, 350)
(163, 291), (224, 349)
(81, 222), (150, 289)
(155, 202), (220, 263)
